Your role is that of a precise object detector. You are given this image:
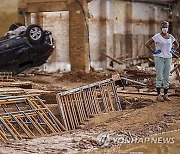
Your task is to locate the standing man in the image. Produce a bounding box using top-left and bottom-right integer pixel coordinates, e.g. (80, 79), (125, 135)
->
(145, 21), (179, 102)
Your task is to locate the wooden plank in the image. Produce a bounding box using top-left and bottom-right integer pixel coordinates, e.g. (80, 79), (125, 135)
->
(61, 97), (71, 130)
(26, 114), (46, 135)
(64, 96), (75, 130)
(77, 92), (87, 121)
(98, 84), (109, 112)
(35, 96), (66, 131)
(57, 96), (69, 130)
(105, 83), (115, 111)
(92, 88), (101, 113)
(73, 93), (83, 123)
(69, 95), (79, 128)
(89, 89), (98, 114)
(30, 100), (60, 133)
(104, 53), (123, 65)
(0, 118), (19, 140)
(27, 100), (57, 133)
(30, 116), (47, 134)
(11, 116), (32, 138)
(5, 119), (22, 140)
(82, 91), (90, 118)
(0, 125), (8, 141)
(18, 118), (35, 136)
(87, 90), (96, 115)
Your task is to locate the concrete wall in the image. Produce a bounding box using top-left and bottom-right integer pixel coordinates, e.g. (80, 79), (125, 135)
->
(29, 0), (90, 73)
(31, 12), (70, 72)
(43, 12), (70, 72)
(171, 0), (180, 41)
(0, 0), (179, 72)
(0, 0), (19, 36)
(26, 0), (180, 72)
(88, 0), (179, 70)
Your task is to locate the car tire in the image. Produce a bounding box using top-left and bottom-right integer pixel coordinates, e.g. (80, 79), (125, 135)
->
(25, 24), (43, 43)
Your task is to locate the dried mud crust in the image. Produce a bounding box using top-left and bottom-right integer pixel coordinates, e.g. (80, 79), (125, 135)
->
(15, 70), (115, 92)
(120, 96), (155, 109)
(91, 97), (180, 135)
(0, 97), (180, 154)
(5, 71), (179, 153)
(56, 70), (112, 83)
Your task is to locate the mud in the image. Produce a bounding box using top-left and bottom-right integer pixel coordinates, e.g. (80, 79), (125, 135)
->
(0, 71), (179, 154)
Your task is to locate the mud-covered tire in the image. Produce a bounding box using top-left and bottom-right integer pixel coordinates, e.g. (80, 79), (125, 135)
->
(25, 24), (43, 43)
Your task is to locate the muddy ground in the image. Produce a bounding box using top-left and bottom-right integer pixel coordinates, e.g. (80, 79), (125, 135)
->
(0, 70), (180, 154)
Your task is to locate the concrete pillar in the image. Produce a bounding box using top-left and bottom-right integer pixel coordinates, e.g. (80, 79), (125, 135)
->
(99, 0), (107, 68)
(34, 13), (43, 27)
(69, 0), (90, 72)
(125, 2), (133, 58)
(106, 1), (114, 67)
(171, 1), (180, 37)
(149, 6), (156, 37)
(25, 12), (31, 25)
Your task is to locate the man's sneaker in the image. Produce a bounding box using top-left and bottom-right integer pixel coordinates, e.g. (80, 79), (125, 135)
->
(163, 94), (171, 101)
(156, 95), (164, 102)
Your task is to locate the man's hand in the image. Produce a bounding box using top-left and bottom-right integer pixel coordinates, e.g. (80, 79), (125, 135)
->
(152, 50), (162, 54)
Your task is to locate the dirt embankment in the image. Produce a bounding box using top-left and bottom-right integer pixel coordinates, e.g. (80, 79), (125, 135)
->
(0, 96), (180, 154)
(1, 70), (179, 154)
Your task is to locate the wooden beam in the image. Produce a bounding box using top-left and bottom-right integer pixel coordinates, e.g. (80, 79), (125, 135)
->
(26, 1), (68, 12)
(26, 0), (68, 3)
(104, 53), (123, 65)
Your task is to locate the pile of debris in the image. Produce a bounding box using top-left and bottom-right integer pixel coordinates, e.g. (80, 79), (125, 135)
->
(56, 70), (112, 83)
(171, 54), (180, 82)
(0, 72), (124, 142)
(0, 61), (179, 143)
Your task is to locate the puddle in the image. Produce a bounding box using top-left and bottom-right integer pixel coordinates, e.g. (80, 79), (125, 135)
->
(86, 130), (180, 154)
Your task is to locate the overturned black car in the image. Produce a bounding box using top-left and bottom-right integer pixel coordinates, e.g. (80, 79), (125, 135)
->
(0, 24), (54, 75)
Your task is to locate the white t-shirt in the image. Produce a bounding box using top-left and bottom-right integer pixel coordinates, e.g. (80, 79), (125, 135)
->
(152, 33), (175, 58)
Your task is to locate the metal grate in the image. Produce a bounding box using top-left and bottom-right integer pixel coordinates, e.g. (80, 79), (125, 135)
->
(57, 79), (122, 130)
(0, 95), (66, 142)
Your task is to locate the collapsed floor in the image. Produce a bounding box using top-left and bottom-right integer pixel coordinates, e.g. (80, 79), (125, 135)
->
(0, 69), (179, 153)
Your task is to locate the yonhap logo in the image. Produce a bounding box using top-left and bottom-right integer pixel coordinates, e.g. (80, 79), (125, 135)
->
(96, 132), (175, 147)
(96, 132), (111, 147)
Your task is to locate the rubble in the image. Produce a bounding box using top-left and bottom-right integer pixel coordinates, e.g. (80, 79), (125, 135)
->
(0, 69), (179, 152)
(0, 72), (15, 82)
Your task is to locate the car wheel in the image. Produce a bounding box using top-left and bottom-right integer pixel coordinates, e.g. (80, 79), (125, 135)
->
(26, 24), (43, 43)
